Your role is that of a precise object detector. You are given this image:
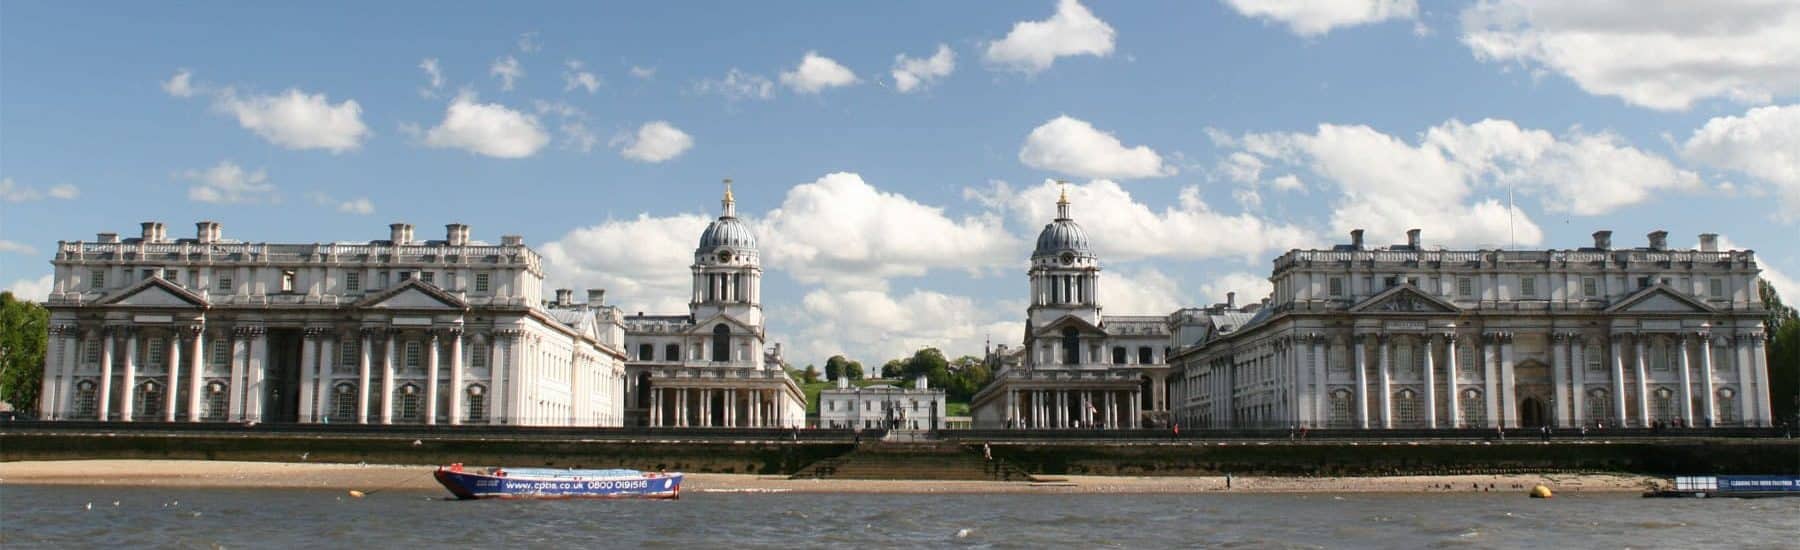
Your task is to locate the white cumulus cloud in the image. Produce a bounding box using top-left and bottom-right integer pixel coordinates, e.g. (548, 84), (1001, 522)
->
(1681, 104), (1800, 223)
(1221, 0), (1418, 37)
(491, 56), (524, 91)
(984, 0), (1116, 74)
(692, 68), (775, 101)
(0, 239), (37, 255)
(792, 287), (1020, 365)
(762, 172), (1022, 289)
(563, 59), (601, 93)
(973, 179), (1315, 263)
(421, 93), (550, 159)
(614, 121), (694, 163)
(539, 213), (717, 316)
(1019, 115), (1175, 179)
(308, 192), (375, 215)
(892, 44), (956, 93)
(419, 58), (445, 96)
(1461, 0), (1800, 110)
(0, 178), (79, 202)
(779, 51), (859, 94)
(163, 69), (196, 97)
(1198, 271), (1275, 306)
(182, 161), (276, 204)
(212, 88), (370, 153)
(4, 275), (53, 302)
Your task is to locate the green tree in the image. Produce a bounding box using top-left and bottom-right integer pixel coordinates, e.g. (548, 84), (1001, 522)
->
(1760, 280), (1799, 426)
(824, 355), (852, 381)
(903, 347), (952, 390)
(880, 359), (904, 379)
(844, 360), (864, 380)
(0, 292), (49, 413)
(802, 364), (821, 384)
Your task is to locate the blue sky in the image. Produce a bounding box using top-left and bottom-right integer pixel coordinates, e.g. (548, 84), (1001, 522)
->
(3, 1), (1797, 366)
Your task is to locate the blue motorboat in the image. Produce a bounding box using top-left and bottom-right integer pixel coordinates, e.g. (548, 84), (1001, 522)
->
(434, 464), (683, 500)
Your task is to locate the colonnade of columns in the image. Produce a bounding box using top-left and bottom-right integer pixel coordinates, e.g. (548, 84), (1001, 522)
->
(646, 386), (795, 428)
(1004, 387), (1140, 429)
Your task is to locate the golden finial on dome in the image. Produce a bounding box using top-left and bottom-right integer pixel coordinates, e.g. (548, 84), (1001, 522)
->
(1057, 179), (1069, 204)
(721, 178), (736, 217)
(1054, 179), (1072, 220)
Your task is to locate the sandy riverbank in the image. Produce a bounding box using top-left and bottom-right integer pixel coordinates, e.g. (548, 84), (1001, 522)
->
(0, 460), (1660, 494)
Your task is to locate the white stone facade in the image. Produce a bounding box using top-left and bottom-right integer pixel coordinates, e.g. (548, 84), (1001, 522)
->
(970, 190), (1172, 429)
(819, 377), (948, 430)
(621, 184), (806, 428)
(36, 221), (630, 426)
(1169, 229), (1776, 430)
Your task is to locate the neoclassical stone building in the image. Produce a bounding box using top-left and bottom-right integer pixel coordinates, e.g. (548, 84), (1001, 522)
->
(621, 183), (806, 428)
(35, 221), (629, 426)
(819, 376), (948, 430)
(970, 189), (1172, 429)
(1169, 229), (1776, 430)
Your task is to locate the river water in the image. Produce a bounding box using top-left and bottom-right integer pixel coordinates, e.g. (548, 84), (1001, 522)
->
(4, 485), (1795, 548)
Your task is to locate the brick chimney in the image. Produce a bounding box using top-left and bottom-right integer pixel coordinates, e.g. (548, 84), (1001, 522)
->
(1407, 228), (1421, 250)
(1592, 230), (1612, 250)
(554, 288), (573, 306)
(501, 235), (524, 246)
(196, 221), (221, 243)
(445, 223), (470, 246)
(1350, 229), (1365, 250)
(1648, 230), (1668, 251)
(1699, 233), (1719, 252)
(587, 289), (606, 305)
(389, 223), (414, 245)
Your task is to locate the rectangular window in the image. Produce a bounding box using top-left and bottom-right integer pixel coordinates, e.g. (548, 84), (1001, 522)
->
(1637, 276), (1652, 289)
(1582, 277), (1598, 298)
(472, 343), (488, 368)
(1329, 277), (1344, 297)
(165, 270), (180, 284)
(1457, 277), (1472, 298)
(142, 269), (157, 280)
(475, 273), (490, 293)
(91, 270), (106, 289)
(420, 271), (435, 284)
(446, 272), (458, 290)
(345, 272), (361, 292)
(405, 342), (421, 369)
(1384, 276), (1398, 289)
(147, 338), (165, 368)
(86, 338), (101, 364)
(213, 340), (231, 365)
(341, 338), (359, 368)
(1586, 344), (1604, 374)
(1521, 276), (1537, 297)
(1709, 278), (1724, 298)
(218, 276), (233, 292)
(1458, 344), (1476, 377)
(281, 270), (296, 293)
(399, 271), (413, 282)
(1406, 276), (1420, 288)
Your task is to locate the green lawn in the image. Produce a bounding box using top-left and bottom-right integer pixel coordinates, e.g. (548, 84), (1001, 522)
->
(946, 401), (970, 417)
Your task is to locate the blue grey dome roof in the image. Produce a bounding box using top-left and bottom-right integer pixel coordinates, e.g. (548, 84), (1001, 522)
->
(699, 215), (757, 250)
(1034, 218), (1090, 257)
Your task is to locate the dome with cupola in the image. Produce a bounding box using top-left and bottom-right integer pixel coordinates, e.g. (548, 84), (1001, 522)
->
(1032, 187), (1092, 260)
(697, 181), (758, 252)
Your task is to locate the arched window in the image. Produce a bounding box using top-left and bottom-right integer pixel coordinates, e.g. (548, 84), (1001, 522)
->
(1460, 389), (1486, 428)
(1329, 389), (1353, 428)
(638, 343), (653, 361)
(1652, 387), (1674, 421)
(133, 382), (164, 419)
(331, 384), (357, 422)
(665, 344), (680, 362)
(397, 384), (423, 422)
(1395, 389), (1421, 427)
(466, 385), (487, 423)
(205, 382), (228, 421)
(1062, 327), (1080, 365)
(74, 380), (98, 418)
(1111, 347), (1127, 365)
(1717, 388), (1738, 424)
(1138, 347), (1154, 365)
(711, 325), (731, 362)
(1587, 389), (1611, 425)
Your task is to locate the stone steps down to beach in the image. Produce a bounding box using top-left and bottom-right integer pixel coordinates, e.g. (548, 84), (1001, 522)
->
(790, 443), (1037, 481)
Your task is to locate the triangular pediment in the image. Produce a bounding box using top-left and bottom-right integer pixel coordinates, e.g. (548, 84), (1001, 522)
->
(356, 280), (467, 310)
(1606, 285), (1716, 314)
(1350, 285), (1460, 314)
(687, 313), (760, 336)
(101, 277), (207, 308)
(1031, 314), (1107, 337)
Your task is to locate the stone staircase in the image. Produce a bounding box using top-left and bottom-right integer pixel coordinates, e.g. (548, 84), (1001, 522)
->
(790, 442), (1037, 481)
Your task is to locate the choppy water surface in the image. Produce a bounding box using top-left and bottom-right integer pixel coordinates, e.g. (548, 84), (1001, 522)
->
(4, 485), (1795, 548)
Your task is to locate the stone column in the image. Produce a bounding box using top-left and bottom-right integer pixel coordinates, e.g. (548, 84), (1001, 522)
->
(1750, 334), (1772, 426)
(98, 329), (115, 421)
(1445, 334), (1461, 428)
(1499, 334), (1516, 428)
(187, 326), (205, 422)
(1551, 333), (1568, 427)
(425, 330), (440, 425)
(317, 334), (335, 423)
(358, 330), (374, 424)
(381, 332), (396, 425)
(1734, 335), (1753, 425)
(1700, 335), (1716, 427)
(246, 328), (266, 422)
(40, 327), (64, 420)
(1634, 334), (1650, 426)
(166, 331), (182, 422)
(62, 327), (84, 419)
(1610, 334), (1628, 427)
(1312, 336), (1327, 428)
(1677, 334), (1694, 425)
(1482, 334), (1500, 428)
(1131, 389), (1142, 428)
(1353, 336), (1369, 429)
(1571, 337), (1587, 427)
(449, 329), (464, 425)
(1378, 336), (1392, 429)
(299, 329), (317, 424)
(121, 329), (138, 422)
(1423, 335), (1437, 429)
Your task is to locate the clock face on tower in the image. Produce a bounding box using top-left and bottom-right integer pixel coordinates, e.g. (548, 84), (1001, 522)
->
(1060, 252), (1075, 265)
(717, 250), (733, 263)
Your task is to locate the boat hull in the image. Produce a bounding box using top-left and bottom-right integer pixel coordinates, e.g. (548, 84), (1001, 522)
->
(434, 469), (682, 500)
